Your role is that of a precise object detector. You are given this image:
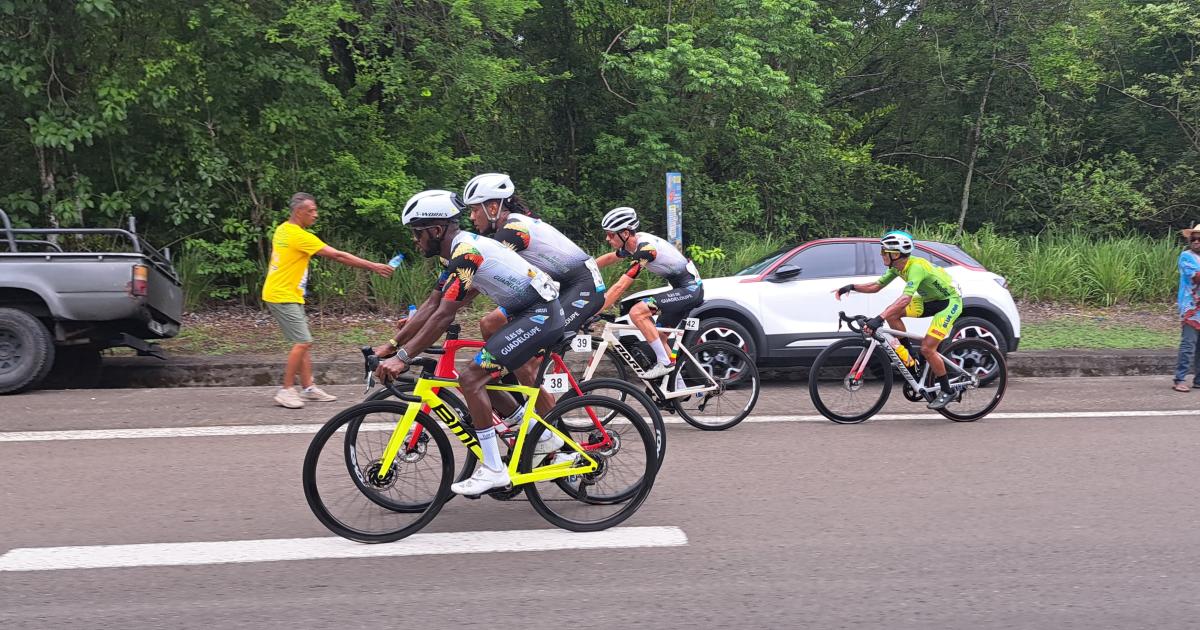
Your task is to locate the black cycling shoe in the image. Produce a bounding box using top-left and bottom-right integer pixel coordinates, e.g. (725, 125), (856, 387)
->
(927, 389), (956, 410)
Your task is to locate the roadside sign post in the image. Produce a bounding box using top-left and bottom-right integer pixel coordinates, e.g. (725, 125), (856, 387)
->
(666, 172), (683, 250)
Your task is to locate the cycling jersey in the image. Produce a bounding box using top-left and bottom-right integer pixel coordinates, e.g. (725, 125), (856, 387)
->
(877, 256), (959, 302)
(618, 232), (700, 288)
(492, 214), (591, 282)
(437, 232), (558, 312)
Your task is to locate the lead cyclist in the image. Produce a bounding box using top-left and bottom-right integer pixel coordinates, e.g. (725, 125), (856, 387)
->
(834, 230), (963, 410)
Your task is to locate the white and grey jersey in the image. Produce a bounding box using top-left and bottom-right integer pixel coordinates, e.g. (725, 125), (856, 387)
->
(618, 232), (700, 288)
(437, 232), (558, 311)
(492, 213), (591, 282)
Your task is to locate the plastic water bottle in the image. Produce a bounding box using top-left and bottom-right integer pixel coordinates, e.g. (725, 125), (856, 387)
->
(407, 304), (417, 319)
(388, 252), (406, 269)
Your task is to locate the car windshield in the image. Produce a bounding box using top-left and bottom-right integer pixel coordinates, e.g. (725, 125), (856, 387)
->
(734, 246), (792, 276)
(920, 241), (984, 268)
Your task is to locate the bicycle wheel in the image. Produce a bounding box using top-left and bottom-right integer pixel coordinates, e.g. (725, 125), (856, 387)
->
(808, 337), (893, 424)
(366, 385), (475, 491)
(521, 395), (658, 531)
(303, 401), (453, 543)
(936, 338), (1007, 422)
(556, 338), (629, 381)
(671, 341), (760, 431)
(556, 377), (667, 463)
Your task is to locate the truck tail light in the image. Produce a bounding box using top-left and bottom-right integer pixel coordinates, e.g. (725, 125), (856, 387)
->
(131, 264), (149, 296)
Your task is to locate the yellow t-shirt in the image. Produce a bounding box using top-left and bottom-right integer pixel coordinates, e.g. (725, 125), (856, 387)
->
(261, 222), (327, 304)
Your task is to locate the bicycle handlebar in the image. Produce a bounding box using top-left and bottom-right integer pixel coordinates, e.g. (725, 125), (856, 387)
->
(838, 311), (869, 335)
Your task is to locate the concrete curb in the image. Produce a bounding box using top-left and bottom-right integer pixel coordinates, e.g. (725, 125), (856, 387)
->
(87, 349), (1180, 389)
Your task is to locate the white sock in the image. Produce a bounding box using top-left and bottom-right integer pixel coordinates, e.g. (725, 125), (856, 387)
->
(477, 426), (504, 471)
(648, 339), (672, 366)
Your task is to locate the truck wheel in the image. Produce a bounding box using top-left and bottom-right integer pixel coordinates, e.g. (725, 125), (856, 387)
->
(44, 346), (103, 390)
(0, 308), (55, 395)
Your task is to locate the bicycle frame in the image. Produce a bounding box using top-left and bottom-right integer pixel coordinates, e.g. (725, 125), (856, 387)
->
(582, 321), (720, 400)
(853, 325), (977, 395)
(375, 375), (601, 486)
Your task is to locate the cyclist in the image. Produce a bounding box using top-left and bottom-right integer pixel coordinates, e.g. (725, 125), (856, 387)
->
(834, 229), (962, 410)
(462, 172), (607, 425)
(375, 190), (566, 495)
(594, 206), (703, 379)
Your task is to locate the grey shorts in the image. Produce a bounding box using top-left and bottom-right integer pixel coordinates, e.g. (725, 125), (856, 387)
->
(266, 302), (313, 344)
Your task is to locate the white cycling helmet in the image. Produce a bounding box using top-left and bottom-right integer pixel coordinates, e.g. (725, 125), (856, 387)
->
(601, 207), (639, 233)
(880, 229), (915, 255)
(401, 190), (463, 225)
(463, 173), (515, 206)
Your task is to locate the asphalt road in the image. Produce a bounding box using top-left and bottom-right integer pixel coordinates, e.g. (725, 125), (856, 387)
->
(2, 376), (1200, 629)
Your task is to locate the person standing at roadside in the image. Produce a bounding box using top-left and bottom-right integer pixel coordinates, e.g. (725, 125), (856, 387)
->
(1173, 223), (1200, 392)
(262, 192), (394, 408)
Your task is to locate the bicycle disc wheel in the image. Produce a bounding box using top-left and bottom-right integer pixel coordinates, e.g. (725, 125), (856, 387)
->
(671, 341), (760, 431)
(808, 337), (893, 424)
(556, 377), (667, 463)
(303, 401), (453, 543)
(521, 395), (658, 531)
(936, 338), (1007, 422)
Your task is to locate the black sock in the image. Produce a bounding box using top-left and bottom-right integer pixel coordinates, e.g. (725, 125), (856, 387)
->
(937, 374), (951, 393)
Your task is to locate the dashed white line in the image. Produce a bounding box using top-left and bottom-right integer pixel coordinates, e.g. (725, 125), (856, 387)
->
(0, 526), (688, 572)
(0, 410), (1196, 442)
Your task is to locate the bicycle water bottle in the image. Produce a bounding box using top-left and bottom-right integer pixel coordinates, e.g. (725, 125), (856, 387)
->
(888, 337), (916, 368)
(388, 252), (406, 269)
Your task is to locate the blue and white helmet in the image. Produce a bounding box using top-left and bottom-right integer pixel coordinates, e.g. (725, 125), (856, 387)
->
(880, 229), (914, 255)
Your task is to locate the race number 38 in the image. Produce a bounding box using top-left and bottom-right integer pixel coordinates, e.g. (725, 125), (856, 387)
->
(571, 335), (593, 353)
(684, 318), (700, 331)
(545, 373), (570, 393)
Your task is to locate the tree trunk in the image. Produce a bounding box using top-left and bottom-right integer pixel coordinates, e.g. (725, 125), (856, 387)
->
(35, 145), (59, 242)
(957, 65), (995, 237)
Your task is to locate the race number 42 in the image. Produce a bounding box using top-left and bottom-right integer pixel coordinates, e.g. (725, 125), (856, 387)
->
(684, 318), (700, 331)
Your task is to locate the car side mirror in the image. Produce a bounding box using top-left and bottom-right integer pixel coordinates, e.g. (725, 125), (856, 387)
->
(770, 265), (802, 281)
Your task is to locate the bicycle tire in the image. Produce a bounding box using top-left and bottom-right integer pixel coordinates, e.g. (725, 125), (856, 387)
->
(366, 385), (476, 490)
(672, 340), (760, 431)
(521, 395), (658, 531)
(303, 401), (453, 543)
(936, 338), (1008, 422)
(808, 337), (894, 424)
(556, 377), (667, 463)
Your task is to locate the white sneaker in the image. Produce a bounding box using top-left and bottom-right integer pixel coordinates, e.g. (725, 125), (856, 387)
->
(273, 388), (305, 409)
(533, 431), (565, 456)
(298, 385), (338, 402)
(451, 465), (511, 495)
(639, 362), (674, 380)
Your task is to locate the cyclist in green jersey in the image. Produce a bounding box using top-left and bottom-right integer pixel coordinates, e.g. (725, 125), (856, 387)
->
(834, 230), (963, 410)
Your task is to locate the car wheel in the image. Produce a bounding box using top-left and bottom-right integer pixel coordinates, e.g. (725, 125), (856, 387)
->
(949, 316), (1007, 354)
(693, 317), (757, 360)
(0, 307), (55, 395)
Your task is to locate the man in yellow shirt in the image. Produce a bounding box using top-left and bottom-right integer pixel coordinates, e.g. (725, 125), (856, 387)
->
(262, 192), (394, 408)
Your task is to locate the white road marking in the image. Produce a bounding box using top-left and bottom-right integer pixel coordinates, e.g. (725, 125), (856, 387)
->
(1, 409), (1197, 442)
(0, 526), (688, 572)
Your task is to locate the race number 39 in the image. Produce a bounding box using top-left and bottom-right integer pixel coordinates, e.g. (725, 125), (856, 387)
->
(684, 318), (700, 331)
(545, 373), (570, 393)
(571, 335), (593, 353)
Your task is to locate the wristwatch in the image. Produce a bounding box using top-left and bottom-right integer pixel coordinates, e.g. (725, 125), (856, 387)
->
(393, 347), (411, 364)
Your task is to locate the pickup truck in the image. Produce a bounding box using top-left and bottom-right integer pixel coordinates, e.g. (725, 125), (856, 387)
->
(0, 209), (183, 393)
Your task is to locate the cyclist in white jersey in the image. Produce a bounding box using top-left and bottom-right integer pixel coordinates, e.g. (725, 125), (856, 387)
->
(463, 173), (607, 337)
(375, 190), (565, 495)
(595, 206), (704, 379)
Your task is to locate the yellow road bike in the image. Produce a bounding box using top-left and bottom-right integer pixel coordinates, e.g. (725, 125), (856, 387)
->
(303, 354), (659, 543)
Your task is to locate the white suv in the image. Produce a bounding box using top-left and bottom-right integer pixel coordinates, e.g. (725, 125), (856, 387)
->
(619, 237), (1021, 366)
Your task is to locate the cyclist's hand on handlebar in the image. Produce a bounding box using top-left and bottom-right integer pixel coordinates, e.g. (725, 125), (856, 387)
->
(371, 343), (397, 359)
(864, 315), (884, 335)
(376, 356), (409, 381)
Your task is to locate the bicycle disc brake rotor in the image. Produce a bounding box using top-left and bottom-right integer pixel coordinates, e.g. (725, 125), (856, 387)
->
(362, 459), (398, 490)
(842, 375), (864, 392)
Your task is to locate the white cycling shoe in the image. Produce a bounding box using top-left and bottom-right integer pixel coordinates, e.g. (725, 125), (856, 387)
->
(639, 362), (675, 380)
(451, 465), (511, 495)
